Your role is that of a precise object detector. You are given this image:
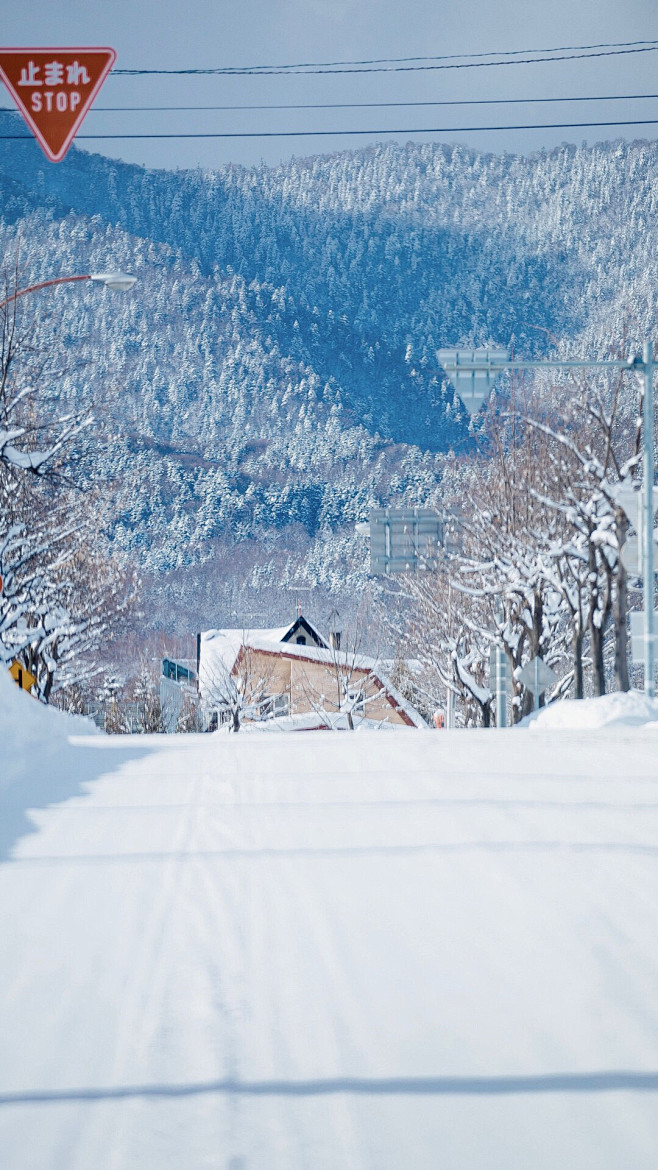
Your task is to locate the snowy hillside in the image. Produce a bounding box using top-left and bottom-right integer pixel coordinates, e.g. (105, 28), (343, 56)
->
(0, 699), (657, 1168)
(1, 120), (657, 625)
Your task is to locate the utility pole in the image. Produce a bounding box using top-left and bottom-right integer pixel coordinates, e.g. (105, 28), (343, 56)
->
(643, 341), (655, 698)
(495, 600), (507, 728)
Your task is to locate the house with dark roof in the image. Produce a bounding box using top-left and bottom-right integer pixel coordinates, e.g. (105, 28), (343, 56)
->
(197, 614), (427, 731)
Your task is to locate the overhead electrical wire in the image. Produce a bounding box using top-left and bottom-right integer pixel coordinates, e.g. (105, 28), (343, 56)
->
(4, 93), (658, 118)
(115, 39), (658, 71)
(4, 118), (658, 141)
(55, 93), (658, 114)
(111, 42), (658, 77)
(2, 39), (658, 142)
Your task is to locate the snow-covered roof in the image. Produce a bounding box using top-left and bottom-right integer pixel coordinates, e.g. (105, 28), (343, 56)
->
(199, 616), (328, 677)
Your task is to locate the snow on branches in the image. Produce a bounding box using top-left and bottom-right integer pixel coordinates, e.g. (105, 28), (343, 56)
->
(0, 259), (135, 702)
(397, 354), (648, 725)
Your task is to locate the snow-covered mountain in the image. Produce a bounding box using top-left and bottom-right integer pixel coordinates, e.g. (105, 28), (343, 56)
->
(1, 112), (656, 628)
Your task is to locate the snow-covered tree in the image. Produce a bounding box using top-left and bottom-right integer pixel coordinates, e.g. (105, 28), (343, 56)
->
(200, 638), (277, 732)
(0, 262), (135, 700)
(298, 612), (388, 730)
(525, 360), (644, 695)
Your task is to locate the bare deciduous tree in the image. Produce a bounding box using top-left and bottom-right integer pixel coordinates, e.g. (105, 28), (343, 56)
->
(0, 257), (135, 701)
(199, 634), (278, 732)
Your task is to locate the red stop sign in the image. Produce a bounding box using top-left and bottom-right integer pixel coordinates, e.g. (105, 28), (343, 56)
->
(0, 47), (116, 162)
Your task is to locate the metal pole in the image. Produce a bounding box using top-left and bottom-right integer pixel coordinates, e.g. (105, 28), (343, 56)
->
(446, 687), (454, 729)
(495, 649), (507, 727)
(0, 273), (92, 310)
(495, 601), (506, 728)
(643, 341), (655, 698)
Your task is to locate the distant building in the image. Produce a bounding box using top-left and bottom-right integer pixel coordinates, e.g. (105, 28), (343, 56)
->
(197, 615), (427, 731)
(160, 657), (197, 732)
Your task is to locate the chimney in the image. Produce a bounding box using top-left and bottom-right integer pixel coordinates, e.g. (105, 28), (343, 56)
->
(329, 630), (341, 650)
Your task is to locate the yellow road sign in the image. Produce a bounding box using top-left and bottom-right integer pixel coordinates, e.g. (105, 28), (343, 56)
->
(9, 660), (37, 693)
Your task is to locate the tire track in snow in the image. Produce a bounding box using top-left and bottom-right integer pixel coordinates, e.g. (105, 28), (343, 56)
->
(67, 764), (204, 1169)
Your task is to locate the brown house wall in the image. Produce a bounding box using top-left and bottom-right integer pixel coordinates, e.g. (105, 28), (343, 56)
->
(242, 648), (413, 726)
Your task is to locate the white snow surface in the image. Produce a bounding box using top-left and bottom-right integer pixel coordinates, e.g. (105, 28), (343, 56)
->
(0, 668), (97, 787)
(232, 712), (400, 733)
(524, 689), (658, 731)
(1, 687), (658, 1167)
(200, 625), (294, 676)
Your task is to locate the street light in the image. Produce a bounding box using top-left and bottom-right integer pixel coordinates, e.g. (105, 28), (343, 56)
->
(90, 272), (137, 292)
(0, 270), (137, 310)
(437, 344), (657, 699)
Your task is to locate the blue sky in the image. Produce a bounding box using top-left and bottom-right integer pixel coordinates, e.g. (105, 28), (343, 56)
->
(3, 0), (658, 170)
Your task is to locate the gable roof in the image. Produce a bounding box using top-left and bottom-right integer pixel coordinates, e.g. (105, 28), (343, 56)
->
(280, 615), (328, 648)
(199, 614), (326, 680)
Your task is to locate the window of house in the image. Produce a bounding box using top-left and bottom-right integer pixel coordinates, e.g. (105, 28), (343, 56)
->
(346, 687), (366, 713)
(257, 694), (290, 719)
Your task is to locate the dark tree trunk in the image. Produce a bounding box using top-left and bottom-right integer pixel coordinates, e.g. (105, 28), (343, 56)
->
(587, 536), (606, 697)
(614, 512), (630, 692)
(573, 629), (584, 699)
(519, 686), (534, 719)
(526, 587), (545, 713)
(613, 570), (630, 692)
(508, 628), (527, 725)
(589, 618), (606, 696)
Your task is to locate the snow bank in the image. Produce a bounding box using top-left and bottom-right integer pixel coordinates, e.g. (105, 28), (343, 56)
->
(231, 712), (401, 733)
(0, 668), (97, 787)
(523, 689), (658, 732)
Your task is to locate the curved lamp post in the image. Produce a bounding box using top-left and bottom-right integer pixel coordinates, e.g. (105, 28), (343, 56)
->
(0, 270), (137, 310)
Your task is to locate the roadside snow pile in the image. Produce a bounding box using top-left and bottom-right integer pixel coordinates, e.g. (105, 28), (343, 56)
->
(0, 668), (97, 787)
(524, 689), (658, 731)
(223, 713), (403, 733)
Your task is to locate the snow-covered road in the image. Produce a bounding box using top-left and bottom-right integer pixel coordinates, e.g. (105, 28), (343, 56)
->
(1, 723), (658, 1168)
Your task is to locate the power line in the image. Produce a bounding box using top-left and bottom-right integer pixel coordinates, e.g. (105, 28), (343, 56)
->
(112, 43), (658, 77)
(3, 117), (658, 141)
(198, 38), (658, 70)
(112, 39), (658, 75)
(58, 93), (658, 114)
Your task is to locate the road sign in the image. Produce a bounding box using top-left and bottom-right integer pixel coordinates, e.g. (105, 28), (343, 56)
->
(610, 478), (658, 522)
(517, 655), (557, 696)
(437, 347), (509, 415)
(9, 659), (37, 692)
(621, 536), (641, 577)
(369, 507), (443, 575)
(620, 532), (658, 578)
(0, 47), (116, 162)
(629, 612), (658, 661)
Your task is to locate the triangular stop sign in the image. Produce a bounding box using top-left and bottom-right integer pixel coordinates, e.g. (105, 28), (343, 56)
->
(0, 47), (116, 162)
